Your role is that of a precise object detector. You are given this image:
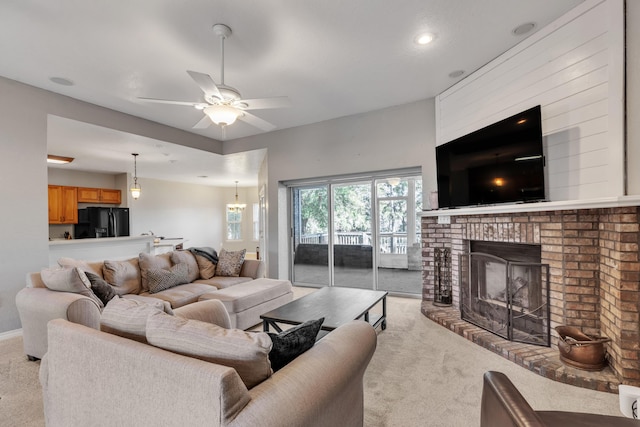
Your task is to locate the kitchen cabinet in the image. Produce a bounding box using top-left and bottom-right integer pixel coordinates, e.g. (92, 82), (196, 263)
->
(48, 185), (78, 224)
(77, 187), (122, 204)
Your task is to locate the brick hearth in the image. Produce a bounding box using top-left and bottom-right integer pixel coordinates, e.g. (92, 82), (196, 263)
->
(421, 206), (640, 390)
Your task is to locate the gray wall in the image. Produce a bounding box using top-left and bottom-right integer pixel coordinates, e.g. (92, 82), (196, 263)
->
(225, 99), (436, 278)
(0, 77), (222, 333)
(627, 0), (640, 194)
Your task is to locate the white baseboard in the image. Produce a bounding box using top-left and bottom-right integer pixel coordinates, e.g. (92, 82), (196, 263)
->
(0, 328), (22, 341)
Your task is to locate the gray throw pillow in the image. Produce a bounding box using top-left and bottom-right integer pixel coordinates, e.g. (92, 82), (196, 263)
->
(84, 271), (117, 306)
(40, 267), (104, 310)
(147, 263), (189, 293)
(267, 317), (324, 371)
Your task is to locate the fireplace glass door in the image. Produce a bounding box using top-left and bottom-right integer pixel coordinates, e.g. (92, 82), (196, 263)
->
(459, 245), (550, 346)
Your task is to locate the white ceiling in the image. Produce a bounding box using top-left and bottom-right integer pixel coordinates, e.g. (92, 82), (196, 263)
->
(1, 0), (583, 186)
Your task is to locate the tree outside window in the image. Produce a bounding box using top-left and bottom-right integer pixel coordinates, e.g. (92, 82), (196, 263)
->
(226, 207), (242, 240)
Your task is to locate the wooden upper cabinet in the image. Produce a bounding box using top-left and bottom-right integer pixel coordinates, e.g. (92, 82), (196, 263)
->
(48, 185), (78, 224)
(77, 187), (101, 203)
(99, 188), (121, 204)
(77, 187), (122, 204)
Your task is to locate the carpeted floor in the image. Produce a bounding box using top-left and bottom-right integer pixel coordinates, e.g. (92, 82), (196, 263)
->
(0, 289), (622, 426)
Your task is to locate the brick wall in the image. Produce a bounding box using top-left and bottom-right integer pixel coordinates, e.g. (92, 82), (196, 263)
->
(422, 206), (640, 386)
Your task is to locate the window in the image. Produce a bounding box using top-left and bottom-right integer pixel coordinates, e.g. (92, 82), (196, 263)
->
(226, 207), (243, 240)
(252, 203), (259, 241)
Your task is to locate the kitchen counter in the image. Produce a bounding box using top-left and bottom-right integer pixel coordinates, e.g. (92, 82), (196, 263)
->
(48, 235), (155, 266)
(152, 238), (186, 255)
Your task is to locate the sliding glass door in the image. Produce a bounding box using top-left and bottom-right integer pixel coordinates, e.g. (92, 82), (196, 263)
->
(332, 182), (373, 289)
(290, 173), (422, 294)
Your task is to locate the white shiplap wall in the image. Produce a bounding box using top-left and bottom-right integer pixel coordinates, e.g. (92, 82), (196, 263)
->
(436, 0), (625, 201)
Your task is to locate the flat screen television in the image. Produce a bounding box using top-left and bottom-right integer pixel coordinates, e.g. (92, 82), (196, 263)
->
(436, 105), (545, 209)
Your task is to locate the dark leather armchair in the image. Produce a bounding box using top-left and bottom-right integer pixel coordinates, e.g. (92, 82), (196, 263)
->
(481, 371), (637, 426)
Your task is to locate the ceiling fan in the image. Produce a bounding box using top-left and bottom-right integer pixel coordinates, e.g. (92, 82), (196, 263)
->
(139, 24), (291, 132)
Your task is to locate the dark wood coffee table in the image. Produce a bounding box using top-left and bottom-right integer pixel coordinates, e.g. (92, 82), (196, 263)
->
(260, 286), (388, 333)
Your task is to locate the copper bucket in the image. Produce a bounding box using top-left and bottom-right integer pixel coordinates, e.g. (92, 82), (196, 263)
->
(555, 326), (610, 371)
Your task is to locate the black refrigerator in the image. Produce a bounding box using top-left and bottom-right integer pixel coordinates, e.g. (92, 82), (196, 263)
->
(74, 207), (130, 239)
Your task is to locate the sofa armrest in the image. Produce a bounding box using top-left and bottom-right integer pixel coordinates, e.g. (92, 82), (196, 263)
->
(481, 371), (546, 427)
(174, 299), (232, 328)
(239, 259), (265, 279)
(16, 287), (101, 359)
(229, 320), (377, 427)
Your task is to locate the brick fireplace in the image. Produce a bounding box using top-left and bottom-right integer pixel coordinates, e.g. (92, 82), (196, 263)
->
(420, 205), (640, 389)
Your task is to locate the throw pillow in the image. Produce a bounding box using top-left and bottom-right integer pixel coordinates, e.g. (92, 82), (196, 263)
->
(103, 258), (141, 295)
(170, 250), (200, 282)
(194, 253), (216, 279)
(268, 318), (324, 371)
(100, 296), (169, 343)
(215, 248), (246, 277)
(147, 263), (189, 294)
(146, 311), (273, 389)
(84, 271), (117, 306)
(139, 252), (172, 292)
(40, 267), (104, 309)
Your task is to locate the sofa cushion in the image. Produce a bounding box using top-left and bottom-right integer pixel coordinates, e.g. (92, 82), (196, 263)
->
(215, 249), (246, 277)
(140, 283), (217, 308)
(139, 252), (172, 292)
(193, 276), (252, 289)
(57, 257), (104, 278)
(198, 279), (292, 313)
(194, 254), (216, 279)
(147, 263), (189, 294)
(268, 318), (324, 371)
(103, 258), (141, 295)
(40, 267), (104, 309)
(171, 250), (200, 282)
(146, 311), (273, 389)
(85, 271), (117, 306)
(100, 296), (170, 343)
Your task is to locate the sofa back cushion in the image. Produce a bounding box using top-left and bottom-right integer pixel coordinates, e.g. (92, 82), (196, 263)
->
(100, 296), (169, 343)
(57, 257), (105, 278)
(103, 258), (141, 295)
(139, 252), (172, 292)
(170, 250), (200, 282)
(146, 311), (273, 389)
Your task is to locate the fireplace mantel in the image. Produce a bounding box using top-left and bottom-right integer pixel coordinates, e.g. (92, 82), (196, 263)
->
(420, 195), (640, 218)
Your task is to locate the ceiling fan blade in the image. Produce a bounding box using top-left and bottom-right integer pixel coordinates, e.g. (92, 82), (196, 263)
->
(192, 115), (211, 129)
(238, 111), (276, 131)
(240, 96), (292, 110)
(138, 97), (201, 106)
(187, 70), (222, 99)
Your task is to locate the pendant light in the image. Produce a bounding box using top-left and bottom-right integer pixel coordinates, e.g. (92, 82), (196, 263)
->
(130, 153), (141, 199)
(227, 181), (246, 213)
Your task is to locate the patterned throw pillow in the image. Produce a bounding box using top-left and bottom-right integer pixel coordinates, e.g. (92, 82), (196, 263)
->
(215, 249), (246, 277)
(147, 263), (189, 293)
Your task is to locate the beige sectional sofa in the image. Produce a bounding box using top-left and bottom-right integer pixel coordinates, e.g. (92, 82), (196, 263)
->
(41, 316), (377, 427)
(16, 250), (293, 360)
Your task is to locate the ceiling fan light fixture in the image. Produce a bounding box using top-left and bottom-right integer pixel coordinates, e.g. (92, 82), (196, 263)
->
(204, 104), (241, 126)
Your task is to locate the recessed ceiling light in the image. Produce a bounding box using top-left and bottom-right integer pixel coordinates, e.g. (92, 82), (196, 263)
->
(49, 77), (74, 86)
(449, 70), (465, 79)
(197, 175), (208, 178)
(415, 33), (435, 45)
(512, 22), (536, 36)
